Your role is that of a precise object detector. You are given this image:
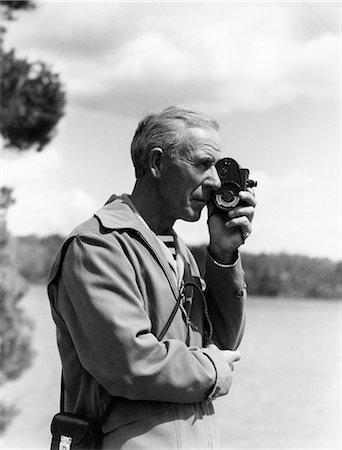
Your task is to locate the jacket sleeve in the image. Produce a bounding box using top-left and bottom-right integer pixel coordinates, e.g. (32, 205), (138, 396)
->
(57, 234), (232, 404)
(204, 251), (247, 350)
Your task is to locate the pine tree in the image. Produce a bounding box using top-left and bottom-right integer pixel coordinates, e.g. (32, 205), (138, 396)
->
(0, 1), (66, 432)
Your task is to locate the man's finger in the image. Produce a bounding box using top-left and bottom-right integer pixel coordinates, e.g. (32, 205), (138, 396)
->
(232, 349), (241, 362)
(239, 190), (257, 207)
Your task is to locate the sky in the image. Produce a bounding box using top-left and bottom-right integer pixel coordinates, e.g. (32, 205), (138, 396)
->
(1, 1), (341, 261)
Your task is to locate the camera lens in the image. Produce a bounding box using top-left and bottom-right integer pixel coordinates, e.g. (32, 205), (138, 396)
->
(214, 191), (240, 210)
(222, 190), (235, 203)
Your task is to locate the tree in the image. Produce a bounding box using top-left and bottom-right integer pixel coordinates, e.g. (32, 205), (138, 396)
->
(0, 1), (66, 433)
(0, 2), (65, 151)
(0, 50), (66, 151)
(0, 188), (34, 433)
(0, 1), (35, 20)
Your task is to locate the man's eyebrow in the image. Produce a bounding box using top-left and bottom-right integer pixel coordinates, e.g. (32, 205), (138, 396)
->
(192, 155), (215, 164)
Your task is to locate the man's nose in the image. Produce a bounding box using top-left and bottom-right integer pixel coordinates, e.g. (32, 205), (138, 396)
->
(206, 165), (221, 190)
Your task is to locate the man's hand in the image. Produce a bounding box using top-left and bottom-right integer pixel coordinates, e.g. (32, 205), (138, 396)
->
(205, 344), (241, 371)
(207, 189), (256, 264)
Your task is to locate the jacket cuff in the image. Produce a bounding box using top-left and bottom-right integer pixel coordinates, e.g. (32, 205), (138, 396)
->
(207, 248), (240, 268)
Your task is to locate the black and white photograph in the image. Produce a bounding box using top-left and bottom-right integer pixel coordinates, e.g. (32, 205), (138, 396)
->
(0, 1), (340, 449)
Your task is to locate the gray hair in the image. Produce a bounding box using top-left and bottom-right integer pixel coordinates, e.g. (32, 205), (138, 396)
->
(131, 105), (219, 178)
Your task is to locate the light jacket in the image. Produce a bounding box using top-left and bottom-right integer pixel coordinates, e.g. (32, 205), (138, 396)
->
(48, 195), (247, 438)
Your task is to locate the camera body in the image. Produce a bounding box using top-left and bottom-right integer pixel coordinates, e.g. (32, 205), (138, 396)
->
(214, 158), (257, 211)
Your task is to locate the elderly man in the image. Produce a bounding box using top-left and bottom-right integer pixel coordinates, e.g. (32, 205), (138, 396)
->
(48, 106), (256, 449)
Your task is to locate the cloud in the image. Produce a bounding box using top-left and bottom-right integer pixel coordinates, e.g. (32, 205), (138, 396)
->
(5, 3), (123, 59)
(3, 147), (97, 236)
(7, 186), (96, 236)
(245, 169), (340, 260)
(3, 147), (63, 187)
(176, 168), (341, 261)
(5, 3), (339, 117)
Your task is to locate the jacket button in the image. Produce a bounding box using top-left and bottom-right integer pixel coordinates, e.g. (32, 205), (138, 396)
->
(235, 289), (244, 298)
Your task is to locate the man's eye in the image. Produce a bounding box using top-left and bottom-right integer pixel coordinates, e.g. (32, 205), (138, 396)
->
(198, 160), (214, 170)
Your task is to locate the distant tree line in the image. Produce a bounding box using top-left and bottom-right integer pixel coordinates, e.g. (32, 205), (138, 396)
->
(14, 234), (64, 284)
(191, 245), (342, 299)
(13, 235), (342, 300)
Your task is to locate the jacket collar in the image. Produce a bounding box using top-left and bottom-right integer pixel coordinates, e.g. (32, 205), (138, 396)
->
(95, 194), (193, 267)
(95, 194), (180, 298)
(94, 194), (143, 231)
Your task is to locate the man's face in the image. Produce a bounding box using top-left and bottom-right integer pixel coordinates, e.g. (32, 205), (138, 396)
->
(158, 127), (222, 224)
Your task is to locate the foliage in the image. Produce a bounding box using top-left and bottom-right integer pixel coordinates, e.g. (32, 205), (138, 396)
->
(0, 0), (65, 152)
(0, 0), (66, 433)
(0, 404), (17, 435)
(0, 1), (36, 20)
(242, 252), (342, 299)
(0, 49), (66, 152)
(0, 188), (34, 434)
(0, 187), (15, 210)
(14, 234), (65, 284)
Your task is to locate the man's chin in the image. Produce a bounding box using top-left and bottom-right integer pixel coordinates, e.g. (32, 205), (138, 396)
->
(182, 207), (203, 222)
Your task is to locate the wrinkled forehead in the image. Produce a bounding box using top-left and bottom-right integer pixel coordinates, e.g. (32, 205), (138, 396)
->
(183, 126), (222, 157)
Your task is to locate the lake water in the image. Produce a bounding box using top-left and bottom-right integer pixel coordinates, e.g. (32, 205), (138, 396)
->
(1, 286), (341, 449)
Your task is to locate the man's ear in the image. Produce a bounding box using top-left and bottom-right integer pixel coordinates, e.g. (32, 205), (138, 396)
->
(149, 147), (164, 179)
